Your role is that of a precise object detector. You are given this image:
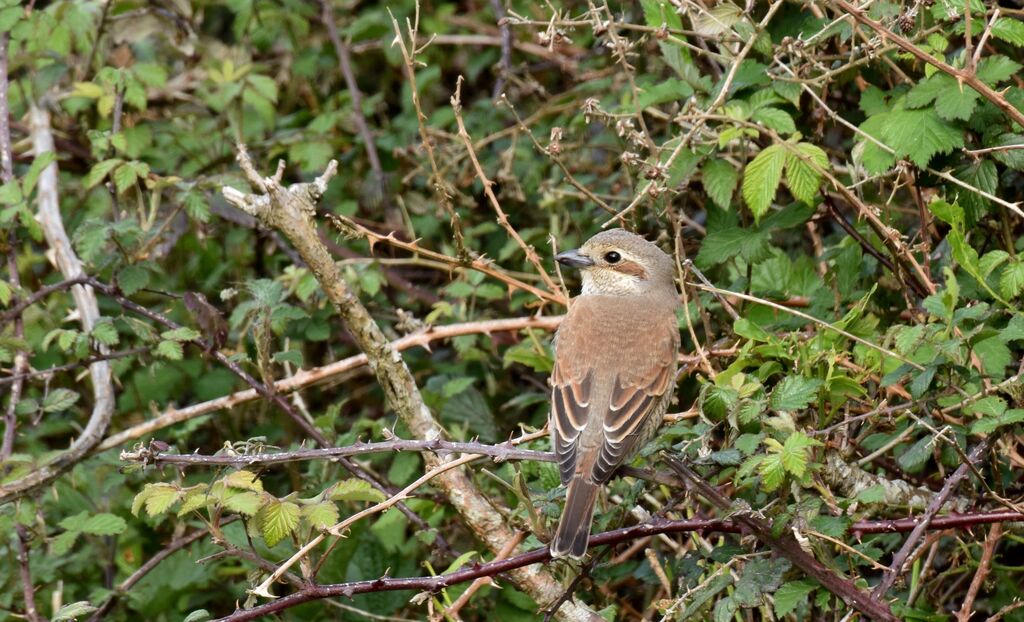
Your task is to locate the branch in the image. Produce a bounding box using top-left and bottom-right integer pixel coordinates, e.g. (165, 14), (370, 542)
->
(220, 146), (599, 621)
(831, 0), (1024, 128)
(0, 107), (116, 505)
(665, 455), (899, 622)
(119, 436), (680, 486)
(97, 315), (562, 452)
(208, 509), (1024, 622)
(956, 522), (1003, 622)
(14, 526), (42, 622)
(872, 439), (991, 598)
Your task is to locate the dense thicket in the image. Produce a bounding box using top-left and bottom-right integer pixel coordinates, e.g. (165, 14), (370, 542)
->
(2, 0), (1024, 620)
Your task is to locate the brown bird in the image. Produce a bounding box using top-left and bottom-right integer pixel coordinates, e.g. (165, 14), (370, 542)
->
(549, 229), (681, 559)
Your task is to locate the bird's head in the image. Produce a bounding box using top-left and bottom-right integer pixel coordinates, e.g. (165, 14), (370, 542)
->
(556, 229), (676, 297)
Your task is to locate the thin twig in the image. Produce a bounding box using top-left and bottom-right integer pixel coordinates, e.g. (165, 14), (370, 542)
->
(956, 522), (1003, 622)
(872, 439), (991, 598)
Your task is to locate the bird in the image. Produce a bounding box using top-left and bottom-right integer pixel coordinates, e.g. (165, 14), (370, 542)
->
(549, 228), (681, 559)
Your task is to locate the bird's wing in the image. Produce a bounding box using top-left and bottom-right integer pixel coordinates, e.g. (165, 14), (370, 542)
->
(591, 315), (678, 482)
(551, 296), (678, 485)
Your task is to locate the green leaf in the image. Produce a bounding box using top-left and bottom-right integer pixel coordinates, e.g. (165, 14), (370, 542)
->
(442, 376), (475, 398)
(160, 326), (200, 341)
(752, 107), (796, 134)
(881, 109), (964, 168)
(223, 469), (264, 491)
(183, 610), (211, 622)
(770, 376), (823, 411)
(117, 264), (150, 296)
(999, 261), (1024, 299)
(81, 513), (127, 535)
(329, 478), (387, 503)
(113, 162), (138, 193)
(907, 74), (980, 121)
(302, 501), (340, 531)
(742, 144), (786, 221)
(971, 408), (1024, 435)
(23, 151), (56, 196)
(976, 55), (1022, 85)
(84, 158), (124, 189)
(53, 601), (98, 622)
(897, 435), (933, 471)
(991, 17), (1024, 46)
(695, 226), (771, 267)
(258, 499), (300, 547)
(133, 483), (181, 517)
(702, 159), (739, 210)
(784, 142), (828, 204)
(155, 340), (183, 360)
(775, 431), (822, 477)
(222, 490), (262, 516)
(974, 336), (1011, 377)
(52, 530), (81, 556)
(91, 319), (119, 346)
(42, 388), (80, 413)
(758, 450), (786, 491)
(774, 580), (817, 617)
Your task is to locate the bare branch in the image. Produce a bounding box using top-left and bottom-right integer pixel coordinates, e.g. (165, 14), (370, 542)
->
(0, 107), (116, 504)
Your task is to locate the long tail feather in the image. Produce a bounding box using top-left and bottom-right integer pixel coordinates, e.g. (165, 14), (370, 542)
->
(551, 479), (599, 559)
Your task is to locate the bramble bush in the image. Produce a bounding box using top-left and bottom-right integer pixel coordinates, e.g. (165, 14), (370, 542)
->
(1, 0), (1024, 620)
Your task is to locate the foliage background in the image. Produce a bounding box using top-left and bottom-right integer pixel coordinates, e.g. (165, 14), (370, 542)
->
(1, 0), (1024, 620)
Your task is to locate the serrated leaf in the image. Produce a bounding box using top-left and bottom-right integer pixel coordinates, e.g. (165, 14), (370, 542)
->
(160, 326), (200, 341)
(302, 501), (340, 530)
(442, 376), (475, 398)
(971, 408), (1024, 435)
(976, 55), (1022, 85)
(222, 490), (263, 516)
(223, 469), (264, 491)
(702, 159), (739, 210)
(1000, 261), (1024, 298)
(84, 158), (123, 189)
(112, 162), (138, 193)
(881, 109), (963, 168)
(752, 107), (796, 134)
(91, 319), (119, 346)
(51, 529), (81, 556)
(155, 340), (183, 360)
(784, 142), (828, 204)
(23, 151), (56, 196)
(177, 485), (211, 516)
(132, 483), (181, 517)
(693, 3), (742, 36)
(53, 601), (98, 622)
(758, 451), (786, 491)
(974, 336), (1011, 377)
(992, 17), (1024, 46)
(329, 479), (387, 503)
(742, 144), (786, 221)
(258, 499), (300, 547)
(775, 431), (822, 477)
(770, 376), (822, 411)
(42, 388), (80, 413)
(81, 513), (127, 535)
(774, 580), (817, 617)
(183, 610), (211, 622)
(117, 264), (150, 296)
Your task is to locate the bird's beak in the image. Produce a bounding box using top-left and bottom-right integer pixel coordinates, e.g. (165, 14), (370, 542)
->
(556, 249), (595, 268)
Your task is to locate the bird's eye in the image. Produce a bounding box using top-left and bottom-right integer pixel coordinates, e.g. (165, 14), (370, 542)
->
(604, 251), (621, 264)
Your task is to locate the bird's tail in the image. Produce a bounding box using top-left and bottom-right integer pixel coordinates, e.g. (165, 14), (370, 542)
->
(551, 479), (599, 559)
